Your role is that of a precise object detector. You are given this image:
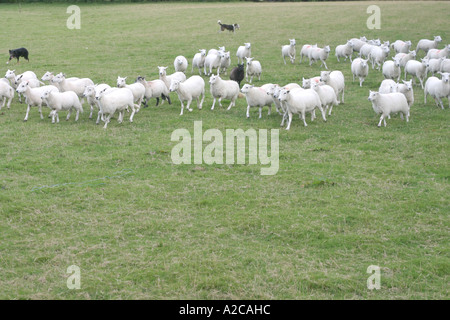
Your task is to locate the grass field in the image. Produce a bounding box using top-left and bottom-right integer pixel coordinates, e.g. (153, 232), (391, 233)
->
(0, 1), (448, 300)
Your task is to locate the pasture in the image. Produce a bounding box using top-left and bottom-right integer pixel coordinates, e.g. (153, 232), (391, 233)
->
(0, 1), (448, 300)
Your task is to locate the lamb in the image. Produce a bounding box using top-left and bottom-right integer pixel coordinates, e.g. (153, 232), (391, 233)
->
(191, 49), (207, 75)
(281, 39), (296, 64)
(302, 76), (321, 89)
(229, 63), (245, 86)
(209, 74), (240, 111)
(368, 91), (410, 127)
(269, 83), (303, 126)
(368, 44), (390, 70)
(245, 57), (262, 83)
(335, 40), (354, 62)
(174, 55), (188, 73)
(95, 87), (138, 129)
(308, 45), (331, 69)
(311, 81), (338, 116)
(350, 36), (367, 55)
(16, 81), (59, 121)
(204, 53), (222, 76)
(0, 81), (14, 111)
(382, 57), (401, 81)
(440, 59), (450, 73)
(379, 79), (398, 94)
(351, 58), (369, 87)
(426, 44), (450, 60)
(416, 36), (442, 55)
(240, 84), (273, 119)
(236, 42), (251, 64)
(51, 72), (94, 105)
(116, 76), (145, 111)
(396, 80), (414, 108)
(82, 84), (112, 124)
(136, 76), (171, 107)
(394, 50), (417, 69)
(218, 51), (231, 75)
(299, 44), (317, 63)
(41, 90), (83, 124)
(424, 72), (450, 109)
(320, 70), (345, 104)
(404, 59), (427, 89)
(391, 40), (412, 54)
(157, 66), (187, 90)
(169, 76), (205, 116)
(423, 57), (443, 76)
(277, 88), (326, 129)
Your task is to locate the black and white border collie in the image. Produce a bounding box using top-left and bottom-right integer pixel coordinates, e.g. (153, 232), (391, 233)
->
(217, 20), (240, 33)
(7, 47), (29, 64)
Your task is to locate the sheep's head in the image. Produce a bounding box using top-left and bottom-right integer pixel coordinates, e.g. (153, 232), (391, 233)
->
(237, 64), (244, 71)
(245, 57), (254, 66)
(209, 74), (219, 85)
(83, 85), (95, 98)
(402, 80), (413, 91)
(244, 43), (251, 49)
(14, 74), (24, 85)
(368, 90), (379, 102)
(240, 84), (253, 94)
(5, 69), (15, 79)
(52, 73), (65, 83)
(389, 83), (398, 93)
(347, 40), (354, 47)
(320, 71), (331, 83)
(95, 87), (108, 100)
(434, 35), (442, 43)
(324, 45), (331, 53)
(40, 90), (51, 101)
(117, 76), (127, 88)
(393, 57), (401, 67)
(409, 50), (416, 58)
(302, 78), (311, 89)
(278, 89), (290, 102)
(169, 79), (180, 92)
(289, 39), (296, 46)
(361, 59), (368, 68)
(199, 49), (207, 57)
(41, 71), (53, 81)
(439, 72), (450, 83)
(158, 66), (168, 76)
(16, 80), (29, 93)
(360, 36), (367, 42)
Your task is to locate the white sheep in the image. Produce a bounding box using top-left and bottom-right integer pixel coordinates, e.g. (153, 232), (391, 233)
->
(271, 83), (303, 126)
(416, 36), (442, 55)
(281, 39), (296, 64)
(440, 59), (450, 73)
(236, 42), (251, 64)
(359, 43), (375, 59)
(16, 81), (59, 121)
(208, 46), (225, 57)
(368, 44), (390, 70)
(136, 76), (171, 107)
(174, 55), (188, 73)
(278, 88), (326, 129)
(299, 44), (317, 63)
(245, 57), (262, 83)
(51, 73), (94, 105)
(426, 44), (450, 60)
(311, 81), (338, 116)
(82, 84), (112, 124)
(335, 40), (354, 62)
(95, 87), (138, 129)
(320, 70), (345, 104)
(379, 79), (398, 94)
(5, 69), (38, 103)
(116, 76), (145, 111)
(209, 74), (240, 111)
(169, 76), (205, 116)
(204, 53), (222, 76)
(394, 50), (417, 70)
(41, 90), (83, 124)
(157, 66), (187, 90)
(41, 71), (78, 91)
(351, 58), (369, 87)
(391, 40), (412, 54)
(404, 59), (427, 89)
(192, 49), (207, 75)
(368, 91), (409, 127)
(382, 57), (401, 81)
(0, 81), (14, 111)
(241, 83), (273, 119)
(308, 45), (331, 69)
(368, 39), (381, 46)
(350, 36), (367, 55)
(302, 76), (321, 89)
(424, 72), (450, 109)
(218, 51), (231, 75)
(423, 57), (443, 76)
(396, 80), (414, 108)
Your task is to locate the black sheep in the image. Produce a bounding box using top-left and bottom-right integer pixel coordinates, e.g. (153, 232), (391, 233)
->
(229, 63), (245, 87)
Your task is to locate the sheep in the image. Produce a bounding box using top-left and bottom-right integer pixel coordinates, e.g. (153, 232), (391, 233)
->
(368, 39), (381, 46)
(359, 43), (375, 59)
(204, 53), (222, 76)
(116, 76), (145, 111)
(391, 40), (412, 54)
(382, 57), (401, 81)
(426, 44), (450, 60)
(157, 66), (187, 90)
(424, 72), (450, 109)
(5, 69), (38, 103)
(278, 87), (326, 129)
(396, 80), (414, 108)
(51, 72), (94, 105)
(350, 36), (367, 55)
(236, 42), (251, 64)
(368, 91), (410, 127)
(416, 36), (442, 55)
(320, 70), (345, 104)
(209, 74), (240, 111)
(191, 49), (207, 75)
(423, 57), (443, 76)
(136, 76), (171, 107)
(351, 58), (369, 87)
(368, 44), (390, 70)
(308, 45), (331, 69)
(395, 50), (417, 69)
(169, 76), (205, 116)
(302, 76), (321, 89)
(240, 83), (273, 119)
(281, 39), (296, 64)
(41, 90), (83, 124)
(335, 40), (354, 62)
(229, 63), (245, 86)
(269, 83), (303, 126)
(404, 59), (427, 89)
(41, 71), (78, 91)
(440, 59), (450, 73)
(379, 79), (398, 94)
(311, 81), (338, 116)
(95, 87), (138, 129)
(245, 57), (262, 83)
(218, 51), (231, 75)
(0, 81), (14, 111)
(174, 55), (188, 73)
(16, 81), (59, 121)
(299, 44), (317, 63)
(82, 84), (112, 124)
(208, 46), (225, 57)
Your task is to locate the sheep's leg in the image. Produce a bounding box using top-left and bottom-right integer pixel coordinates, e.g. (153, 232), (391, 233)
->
(56, 112), (60, 124)
(0, 98), (4, 110)
(75, 109), (80, 121)
(352, 73), (355, 82)
(246, 105), (250, 118)
(51, 111), (56, 124)
(359, 77), (364, 87)
(258, 107), (262, 119)
(38, 105), (44, 120)
(211, 98), (217, 110)
(267, 104), (271, 116)
(185, 98), (193, 112)
(341, 89), (345, 104)
(89, 104), (93, 119)
(96, 111), (101, 125)
(218, 97), (223, 108)
(280, 111), (288, 127)
(103, 114), (112, 129)
(302, 112), (308, 127)
(322, 60), (328, 70)
(199, 93), (204, 110)
(66, 109), (72, 121)
(328, 104), (333, 116)
(180, 101), (185, 116)
(286, 112), (293, 130)
(436, 97), (444, 110)
(283, 56), (287, 65)
(378, 114), (386, 127)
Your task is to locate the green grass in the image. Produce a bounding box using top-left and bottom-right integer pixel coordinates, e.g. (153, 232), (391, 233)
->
(0, 1), (449, 299)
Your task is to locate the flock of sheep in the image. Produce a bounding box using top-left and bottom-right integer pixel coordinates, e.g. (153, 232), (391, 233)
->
(0, 35), (449, 129)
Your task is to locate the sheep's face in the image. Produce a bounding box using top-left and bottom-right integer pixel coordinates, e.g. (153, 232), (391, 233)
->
(409, 50), (416, 58)
(16, 81), (29, 93)
(169, 80), (180, 92)
(324, 46), (331, 53)
(240, 84), (253, 94)
(302, 78), (311, 89)
(441, 72), (450, 83)
(405, 41), (412, 47)
(360, 36), (367, 42)
(14, 74), (24, 85)
(402, 80), (413, 91)
(83, 85), (95, 98)
(200, 49), (206, 57)
(95, 88), (108, 100)
(393, 57), (401, 67)
(158, 67), (167, 77)
(209, 75), (218, 85)
(278, 89), (289, 102)
(41, 90), (51, 101)
(289, 39), (296, 46)
(368, 91), (379, 102)
(245, 57), (253, 66)
(52, 73), (65, 83)
(435, 36), (442, 43)
(117, 76), (127, 88)
(41, 72), (53, 81)
(361, 59), (368, 68)
(5, 69), (15, 79)
(347, 40), (354, 48)
(237, 64), (244, 71)
(320, 71), (331, 83)
(245, 43), (251, 49)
